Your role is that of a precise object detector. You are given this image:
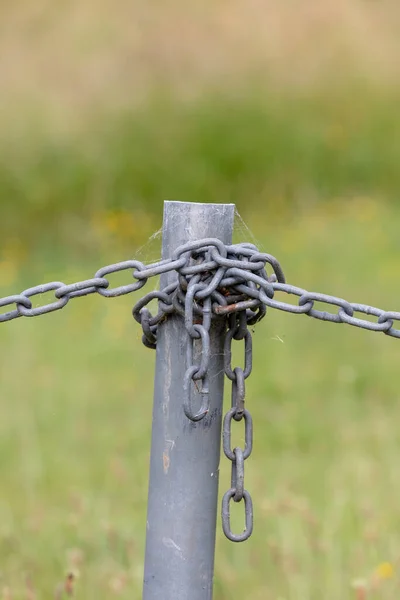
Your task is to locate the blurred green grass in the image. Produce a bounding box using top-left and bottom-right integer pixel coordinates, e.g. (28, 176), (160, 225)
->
(2, 86), (400, 258)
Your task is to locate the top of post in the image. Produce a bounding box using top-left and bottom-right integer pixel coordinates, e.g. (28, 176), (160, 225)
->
(162, 201), (235, 247)
(161, 200), (235, 282)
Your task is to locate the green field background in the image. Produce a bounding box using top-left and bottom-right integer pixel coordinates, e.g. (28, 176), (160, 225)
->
(1, 2), (400, 598)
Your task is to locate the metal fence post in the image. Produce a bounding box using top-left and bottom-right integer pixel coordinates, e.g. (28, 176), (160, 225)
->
(143, 201), (235, 600)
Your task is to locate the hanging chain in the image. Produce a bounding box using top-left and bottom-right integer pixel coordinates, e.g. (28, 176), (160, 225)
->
(183, 274), (212, 421)
(221, 312), (254, 542)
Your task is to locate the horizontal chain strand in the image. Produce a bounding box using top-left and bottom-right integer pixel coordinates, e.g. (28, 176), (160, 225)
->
(1, 240), (398, 341)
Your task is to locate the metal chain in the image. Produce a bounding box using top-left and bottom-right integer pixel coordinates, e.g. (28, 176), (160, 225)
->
(3, 237), (400, 544)
(221, 312), (254, 542)
(2, 239), (400, 338)
(183, 273), (212, 421)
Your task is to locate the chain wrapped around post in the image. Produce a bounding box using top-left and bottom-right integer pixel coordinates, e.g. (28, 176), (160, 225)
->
(5, 237), (400, 542)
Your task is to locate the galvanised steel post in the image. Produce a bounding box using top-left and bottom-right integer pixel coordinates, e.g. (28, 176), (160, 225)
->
(143, 201), (235, 600)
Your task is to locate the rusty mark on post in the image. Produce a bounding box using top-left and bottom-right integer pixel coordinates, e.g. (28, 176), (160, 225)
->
(163, 439), (175, 474)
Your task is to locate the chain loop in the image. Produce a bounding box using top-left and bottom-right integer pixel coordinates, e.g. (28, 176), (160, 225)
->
(183, 366), (210, 422)
(221, 489), (253, 543)
(224, 326), (252, 381)
(231, 367), (245, 421)
(95, 261), (147, 296)
(0, 294), (32, 323)
(231, 447), (245, 502)
(338, 303), (392, 332)
(17, 282), (69, 317)
(298, 291), (354, 322)
(223, 408), (253, 461)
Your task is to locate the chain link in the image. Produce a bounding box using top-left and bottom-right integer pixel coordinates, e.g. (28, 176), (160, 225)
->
(3, 237), (400, 543)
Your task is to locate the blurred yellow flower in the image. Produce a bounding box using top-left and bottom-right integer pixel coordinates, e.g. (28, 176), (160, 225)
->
(0, 259), (17, 288)
(90, 209), (155, 248)
(375, 562), (394, 579)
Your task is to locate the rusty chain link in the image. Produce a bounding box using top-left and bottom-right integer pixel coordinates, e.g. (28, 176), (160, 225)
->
(3, 237), (400, 543)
